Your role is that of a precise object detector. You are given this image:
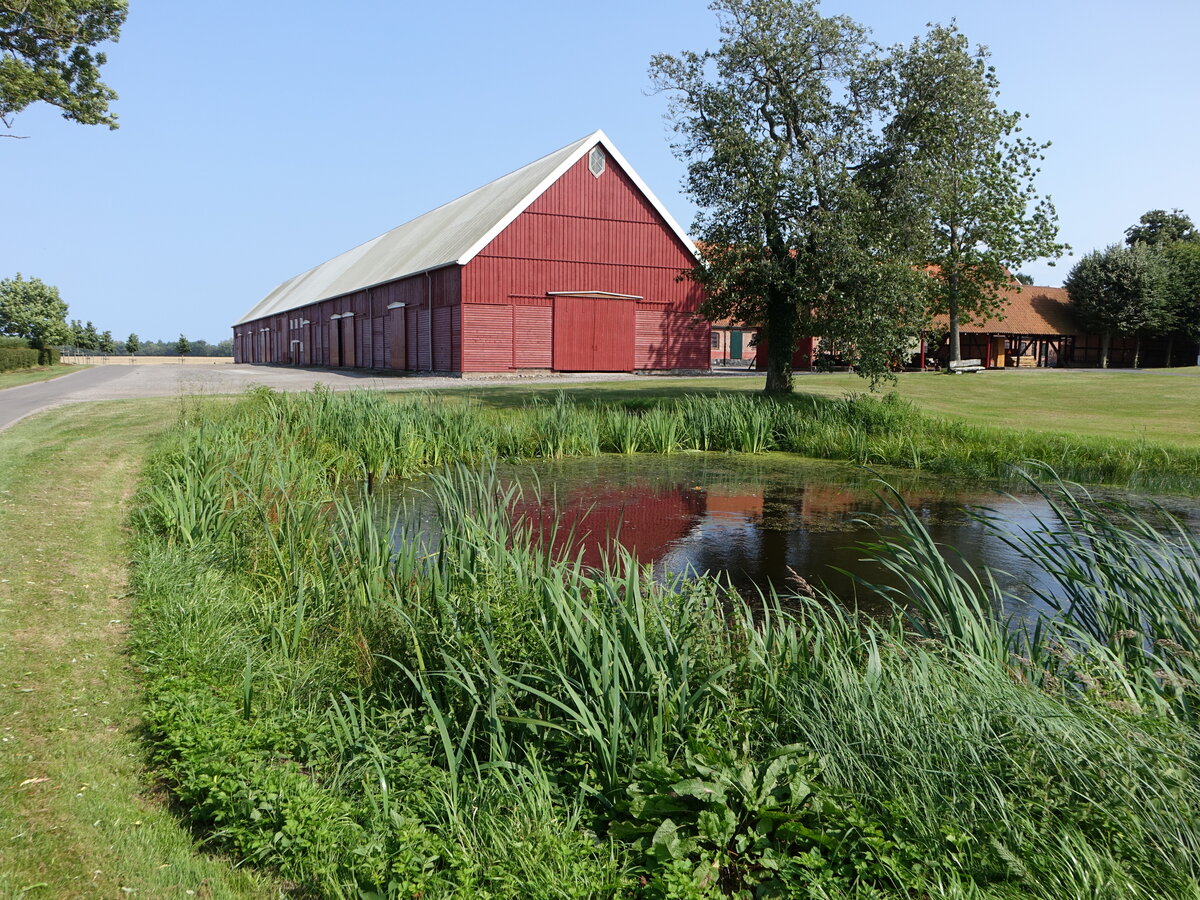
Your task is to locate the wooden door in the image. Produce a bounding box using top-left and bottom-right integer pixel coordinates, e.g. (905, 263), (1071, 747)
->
(389, 308), (406, 369)
(552, 296), (634, 371)
(341, 317), (356, 367)
(330, 320), (341, 367)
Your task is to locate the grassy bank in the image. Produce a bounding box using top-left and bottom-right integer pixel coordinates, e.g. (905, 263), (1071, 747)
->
(450, 369), (1200, 446)
(130, 388), (1200, 898)
(185, 385), (1200, 494)
(0, 364), (89, 391)
(0, 401), (278, 898)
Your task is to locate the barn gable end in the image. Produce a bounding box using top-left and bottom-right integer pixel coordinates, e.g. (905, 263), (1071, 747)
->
(461, 147), (707, 373)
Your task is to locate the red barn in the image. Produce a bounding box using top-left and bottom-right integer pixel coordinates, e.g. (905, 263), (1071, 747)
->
(233, 131), (709, 373)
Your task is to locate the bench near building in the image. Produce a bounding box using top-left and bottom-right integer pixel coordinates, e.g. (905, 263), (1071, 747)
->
(233, 131), (710, 375)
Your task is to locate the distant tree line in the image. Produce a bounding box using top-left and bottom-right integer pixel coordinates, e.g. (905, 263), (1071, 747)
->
(108, 335), (232, 357)
(1065, 208), (1200, 367)
(1, 272), (231, 358)
(60, 324), (231, 356)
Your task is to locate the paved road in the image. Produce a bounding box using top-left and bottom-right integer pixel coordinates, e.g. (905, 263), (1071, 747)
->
(0, 366), (135, 432)
(0, 363), (677, 433)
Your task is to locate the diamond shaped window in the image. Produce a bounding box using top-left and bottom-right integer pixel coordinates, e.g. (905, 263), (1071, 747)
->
(588, 146), (606, 178)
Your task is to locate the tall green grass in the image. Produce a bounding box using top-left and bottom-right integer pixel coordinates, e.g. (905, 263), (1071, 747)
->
(129, 389), (1200, 899)
(195, 385), (1200, 493)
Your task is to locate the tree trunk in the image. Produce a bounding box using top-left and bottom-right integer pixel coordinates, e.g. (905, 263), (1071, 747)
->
(763, 289), (796, 395)
(1164, 334), (1174, 367)
(947, 269), (961, 364)
(1133, 336), (1141, 369)
(1101, 332), (1110, 368)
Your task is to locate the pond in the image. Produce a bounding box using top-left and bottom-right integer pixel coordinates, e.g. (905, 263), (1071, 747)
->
(388, 453), (1200, 618)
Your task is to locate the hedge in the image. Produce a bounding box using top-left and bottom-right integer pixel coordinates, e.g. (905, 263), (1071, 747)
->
(0, 347), (40, 372)
(38, 347), (60, 366)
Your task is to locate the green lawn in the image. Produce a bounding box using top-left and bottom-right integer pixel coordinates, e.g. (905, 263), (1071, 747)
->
(0, 401), (279, 899)
(444, 369), (1200, 446)
(0, 364), (89, 391)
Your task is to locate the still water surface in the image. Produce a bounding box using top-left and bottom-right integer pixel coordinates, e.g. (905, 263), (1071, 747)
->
(390, 454), (1200, 615)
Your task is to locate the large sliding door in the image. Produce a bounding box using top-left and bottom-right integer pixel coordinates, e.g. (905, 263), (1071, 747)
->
(552, 296), (634, 372)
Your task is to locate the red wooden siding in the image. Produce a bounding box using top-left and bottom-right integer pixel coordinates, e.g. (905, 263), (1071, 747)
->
(405, 307), (418, 370)
(416, 308), (431, 370)
(432, 307), (452, 371)
(636, 307), (710, 370)
(462, 304), (513, 372)
(514, 306), (552, 368)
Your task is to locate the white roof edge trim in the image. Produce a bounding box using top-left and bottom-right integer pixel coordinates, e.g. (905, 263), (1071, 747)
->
(456, 129), (698, 266)
(547, 291), (643, 300)
(386, 302), (406, 309)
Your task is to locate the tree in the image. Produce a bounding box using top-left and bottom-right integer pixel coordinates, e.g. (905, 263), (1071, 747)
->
(649, 0), (930, 392)
(0, 0), (127, 133)
(880, 22), (1065, 364)
(1014, 273), (1034, 285)
(124, 330), (139, 356)
(1165, 241), (1200, 361)
(97, 328), (113, 353)
(1125, 209), (1200, 248)
(1065, 243), (1170, 367)
(0, 272), (68, 347)
(175, 333), (190, 359)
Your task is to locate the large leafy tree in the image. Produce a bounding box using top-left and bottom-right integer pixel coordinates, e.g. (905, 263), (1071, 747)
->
(1165, 240), (1200, 363)
(0, 272), (68, 347)
(1124, 209), (1200, 365)
(1125, 209), (1200, 248)
(1065, 243), (1170, 368)
(0, 0), (126, 133)
(650, 0), (929, 392)
(880, 22), (1065, 364)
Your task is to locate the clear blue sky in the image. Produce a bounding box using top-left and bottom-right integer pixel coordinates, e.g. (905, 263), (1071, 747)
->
(4, 0), (1197, 342)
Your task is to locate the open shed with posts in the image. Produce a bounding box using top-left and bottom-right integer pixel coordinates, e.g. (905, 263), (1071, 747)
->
(233, 131), (710, 374)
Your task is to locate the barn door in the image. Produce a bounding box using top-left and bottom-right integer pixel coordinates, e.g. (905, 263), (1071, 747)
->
(552, 296), (634, 371)
(341, 316), (356, 367)
(389, 308), (406, 369)
(330, 320), (342, 366)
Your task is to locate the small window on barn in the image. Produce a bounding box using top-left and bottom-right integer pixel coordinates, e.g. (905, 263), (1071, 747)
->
(711, 332), (721, 349)
(588, 146), (606, 178)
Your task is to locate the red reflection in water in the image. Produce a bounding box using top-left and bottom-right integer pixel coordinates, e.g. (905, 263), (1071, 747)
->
(509, 482), (708, 568)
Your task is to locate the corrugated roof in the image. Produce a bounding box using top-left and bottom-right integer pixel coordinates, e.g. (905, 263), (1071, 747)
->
(236, 130), (697, 325)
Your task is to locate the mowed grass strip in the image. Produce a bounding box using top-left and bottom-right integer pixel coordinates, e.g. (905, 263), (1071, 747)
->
(0, 401), (279, 899)
(0, 365), (91, 392)
(442, 368), (1200, 445)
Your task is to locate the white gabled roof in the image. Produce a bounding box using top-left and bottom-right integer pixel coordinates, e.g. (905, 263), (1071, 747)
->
(235, 130), (696, 326)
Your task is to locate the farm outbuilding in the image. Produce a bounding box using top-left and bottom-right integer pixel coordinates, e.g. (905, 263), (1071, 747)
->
(233, 131), (710, 374)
